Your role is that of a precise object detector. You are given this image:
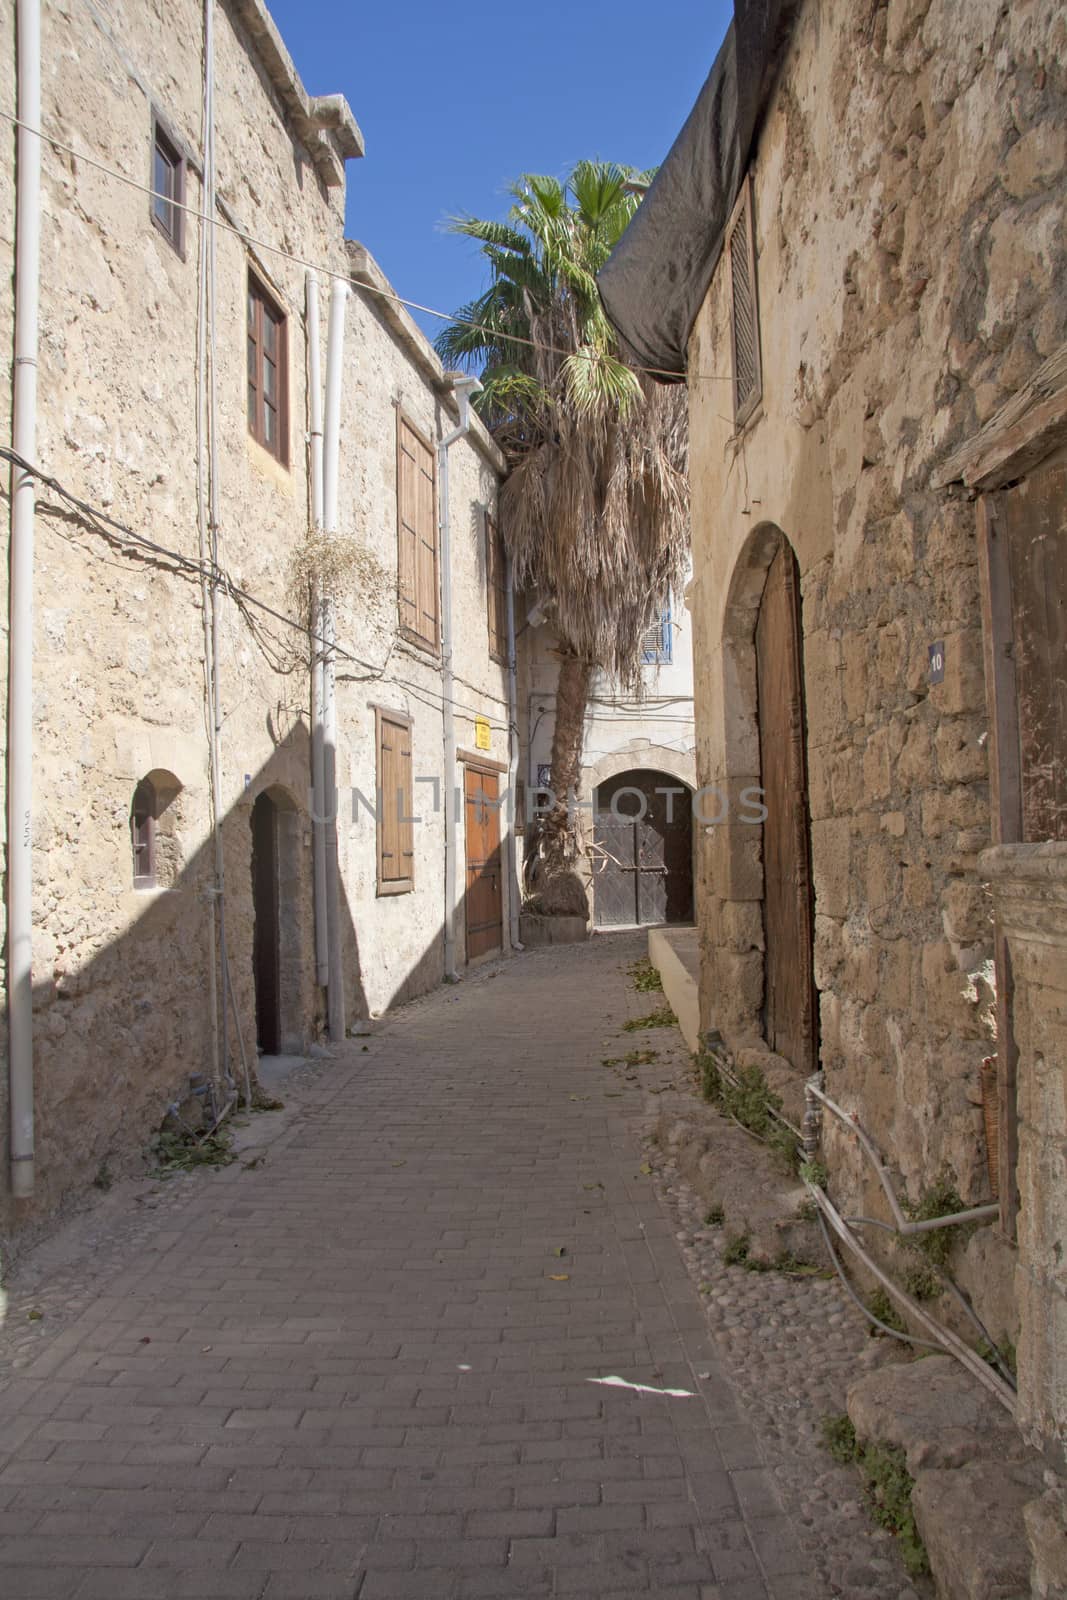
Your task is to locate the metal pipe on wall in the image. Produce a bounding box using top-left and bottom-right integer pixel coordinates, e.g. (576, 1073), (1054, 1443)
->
(306, 271), (329, 992)
(321, 276), (348, 1041)
(505, 555), (524, 952)
(438, 376), (482, 982)
(7, 0), (42, 1199)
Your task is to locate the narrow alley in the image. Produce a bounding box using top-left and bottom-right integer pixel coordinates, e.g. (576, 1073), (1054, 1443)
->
(0, 934), (825, 1600)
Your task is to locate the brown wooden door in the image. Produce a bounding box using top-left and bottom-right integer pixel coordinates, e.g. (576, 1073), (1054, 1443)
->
(251, 792), (281, 1055)
(995, 446), (1067, 842)
(464, 767), (503, 960)
(592, 771), (693, 927)
(755, 541), (817, 1075)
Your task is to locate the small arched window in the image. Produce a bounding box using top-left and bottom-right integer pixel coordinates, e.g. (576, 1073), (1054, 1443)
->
(131, 779), (157, 888)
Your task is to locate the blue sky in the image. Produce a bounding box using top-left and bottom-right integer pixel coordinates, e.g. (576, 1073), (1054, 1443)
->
(265, 0), (733, 344)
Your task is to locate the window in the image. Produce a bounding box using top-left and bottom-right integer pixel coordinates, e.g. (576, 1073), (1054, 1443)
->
(247, 273), (288, 463)
(727, 175), (762, 428)
(131, 780), (157, 888)
(150, 116), (185, 255)
(130, 771), (182, 890)
(486, 512), (508, 664)
(641, 599), (673, 665)
(376, 708), (414, 895)
(396, 413), (439, 651)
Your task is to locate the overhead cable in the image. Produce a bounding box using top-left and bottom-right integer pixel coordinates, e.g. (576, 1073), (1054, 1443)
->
(0, 107), (733, 387)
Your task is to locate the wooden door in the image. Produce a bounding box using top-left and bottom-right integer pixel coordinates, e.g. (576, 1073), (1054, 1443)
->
(755, 542), (817, 1075)
(251, 793), (281, 1055)
(995, 446), (1067, 842)
(593, 772), (694, 928)
(464, 767), (503, 960)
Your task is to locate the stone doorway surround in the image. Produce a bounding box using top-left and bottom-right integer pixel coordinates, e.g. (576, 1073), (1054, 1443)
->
(936, 340), (1067, 1585)
(249, 783), (308, 1058)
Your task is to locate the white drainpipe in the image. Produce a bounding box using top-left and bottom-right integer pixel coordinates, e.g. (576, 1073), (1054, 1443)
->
(8, 0), (42, 1200)
(321, 276), (348, 1040)
(438, 376), (482, 982)
(306, 271), (329, 991)
(505, 555), (524, 952)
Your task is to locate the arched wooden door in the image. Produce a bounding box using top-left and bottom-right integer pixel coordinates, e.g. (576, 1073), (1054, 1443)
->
(592, 770), (693, 928)
(755, 540), (817, 1075)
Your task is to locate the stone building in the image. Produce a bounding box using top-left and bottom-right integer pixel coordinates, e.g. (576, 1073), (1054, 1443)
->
(518, 587), (697, 935)
(601, 0), (1067, 1576)
(1, 0), (511, 1242)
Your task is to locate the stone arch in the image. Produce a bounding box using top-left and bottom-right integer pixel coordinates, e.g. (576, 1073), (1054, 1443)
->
(721, 521), (784, 777)
(130, 767), (184, 890)
(586, 744), (697, 796)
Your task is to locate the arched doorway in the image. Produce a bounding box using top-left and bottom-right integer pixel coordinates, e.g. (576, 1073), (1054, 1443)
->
(249, 786), (306, 1056)
(251, 792), (282, 1054)
(592, 770), (693, 927)
(753, 536), (817, 1074)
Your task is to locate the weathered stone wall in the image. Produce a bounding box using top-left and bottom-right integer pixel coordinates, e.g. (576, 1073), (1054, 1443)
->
(0, 0), (505, 1241)
(687, 0), (1066, 1339)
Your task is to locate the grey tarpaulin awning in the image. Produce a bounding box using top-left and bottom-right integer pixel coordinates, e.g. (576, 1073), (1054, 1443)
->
(598, 0), (795, 381)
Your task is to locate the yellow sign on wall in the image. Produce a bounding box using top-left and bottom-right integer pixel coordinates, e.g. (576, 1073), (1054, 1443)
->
(474, 715), (491, 751)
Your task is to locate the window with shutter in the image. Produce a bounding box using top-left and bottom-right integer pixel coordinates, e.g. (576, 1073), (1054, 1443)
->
(150, 114), (185, 256)
(247, 272), (289, 464)
(396, 414), (439, 652)
(486, 513), (508, 664)
(727, 176), (762, 429)
(376, 708), (415, 895)
(641, 598), (673, 665)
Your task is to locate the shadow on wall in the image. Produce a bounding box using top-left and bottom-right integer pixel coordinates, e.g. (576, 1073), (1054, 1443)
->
(0, 719), (446, 1238)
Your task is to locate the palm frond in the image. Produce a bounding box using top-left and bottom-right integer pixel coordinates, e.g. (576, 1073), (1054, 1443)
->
(437, 159), (690, 684)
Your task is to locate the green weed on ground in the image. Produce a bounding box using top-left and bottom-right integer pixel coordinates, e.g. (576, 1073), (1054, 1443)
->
(723, 1232), (750, 1266)
(820, 1415), (929, 1577)
(628, 959), (664, 993)
(867, 1288), (910, 1338)
(152, 1126), (235, 1177)
(903, 1176), (975, 1268)
(623, 1006), (675, 1031)
(696, 1052), (800, 1171)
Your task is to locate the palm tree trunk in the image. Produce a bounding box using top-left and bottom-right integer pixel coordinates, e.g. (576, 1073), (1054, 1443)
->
(540, 652), (592, 897)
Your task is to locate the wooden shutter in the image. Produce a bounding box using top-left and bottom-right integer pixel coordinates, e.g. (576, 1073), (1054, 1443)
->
(487, 513), (508, 663)
(376, 709), (414, 894)
(247, 274), (288, 464)
(397, 413), (439, 651)
(727, 177), (762, 428)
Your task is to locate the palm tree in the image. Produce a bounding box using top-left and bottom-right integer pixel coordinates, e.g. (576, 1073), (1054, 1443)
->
(436, 161), (689, 912)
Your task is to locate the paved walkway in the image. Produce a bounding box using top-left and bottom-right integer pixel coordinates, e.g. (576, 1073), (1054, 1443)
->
(0, 933), (816, 1599)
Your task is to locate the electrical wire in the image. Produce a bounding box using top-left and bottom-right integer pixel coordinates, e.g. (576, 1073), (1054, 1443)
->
(1, 447), (512, 732)
(812, 1203), (944, 1352)
(0, 107), (732, 388)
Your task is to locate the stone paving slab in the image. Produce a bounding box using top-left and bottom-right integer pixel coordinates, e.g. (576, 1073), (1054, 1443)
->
(0, 932), (815, 1598)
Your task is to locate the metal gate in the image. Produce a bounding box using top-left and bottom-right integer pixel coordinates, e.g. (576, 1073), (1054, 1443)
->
(592, 770), (693, 927)
(755, 539), (817, 1075)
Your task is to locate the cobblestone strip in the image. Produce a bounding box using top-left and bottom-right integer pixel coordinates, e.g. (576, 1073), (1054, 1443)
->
(1, 933), (821, 1599)
(628, 1024), (934, 1600)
